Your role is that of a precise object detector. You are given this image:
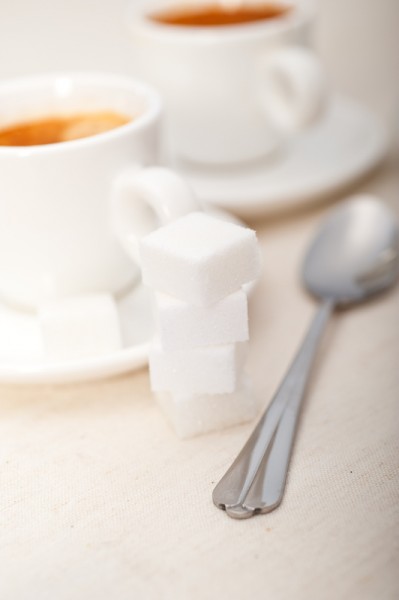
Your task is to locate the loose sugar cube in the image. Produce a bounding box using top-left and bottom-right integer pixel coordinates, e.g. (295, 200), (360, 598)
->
(140, 212), (261, 306)
(155, 289), (248, 351)
(156, 376), (259, 439)
(39, 293), (122, 361)
(149, 340), (248, 396)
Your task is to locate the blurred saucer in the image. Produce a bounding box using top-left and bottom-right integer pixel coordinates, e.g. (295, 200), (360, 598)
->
(167, 95), (388, 219)
(0, 207), (248, 385)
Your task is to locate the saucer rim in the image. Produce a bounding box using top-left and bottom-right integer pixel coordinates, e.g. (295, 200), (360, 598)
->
(0, 342), (150, 385)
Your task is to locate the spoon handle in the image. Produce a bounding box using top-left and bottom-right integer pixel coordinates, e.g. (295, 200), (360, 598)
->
(238, 366), (312, 515)
(213, 299), (334, 519)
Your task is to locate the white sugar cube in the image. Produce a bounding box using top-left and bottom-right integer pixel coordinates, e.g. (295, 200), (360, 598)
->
(156, 376), (259, 439)
(140, 212), (261, 306)
(149, 340), (248, 395)
(39, 293), (122, 361)
(154, 289), (248, 351)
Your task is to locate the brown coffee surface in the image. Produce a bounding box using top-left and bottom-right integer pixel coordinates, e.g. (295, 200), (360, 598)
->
(150, 3), (291, 27)
(0, 112), (131, 147)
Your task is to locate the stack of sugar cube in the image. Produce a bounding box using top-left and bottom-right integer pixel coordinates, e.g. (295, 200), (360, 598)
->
(139, 211), (262, 438)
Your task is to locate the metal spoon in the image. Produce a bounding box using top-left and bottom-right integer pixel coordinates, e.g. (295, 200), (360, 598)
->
(213, 195), (399, 519)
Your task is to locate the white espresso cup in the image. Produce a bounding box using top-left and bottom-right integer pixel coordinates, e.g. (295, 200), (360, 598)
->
(128, 0), (329, 166)
(0, 73), (200, 310)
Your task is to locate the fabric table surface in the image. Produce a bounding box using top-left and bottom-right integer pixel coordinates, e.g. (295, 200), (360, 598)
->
(0, 1), (398, 599)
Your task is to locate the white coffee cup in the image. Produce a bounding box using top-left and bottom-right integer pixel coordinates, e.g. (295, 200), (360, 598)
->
(128, 0), (329, 166)
(0, 73), (200, 310)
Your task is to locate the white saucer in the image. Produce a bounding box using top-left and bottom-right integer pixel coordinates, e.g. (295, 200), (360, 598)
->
(167, 95), (388, 218)
(0, 281), (154, 385)
(0, 208), (248, 385)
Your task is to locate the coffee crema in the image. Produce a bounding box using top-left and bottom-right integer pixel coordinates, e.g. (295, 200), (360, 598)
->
(149, 2), (291, 27)
(0, 112), (131, 147)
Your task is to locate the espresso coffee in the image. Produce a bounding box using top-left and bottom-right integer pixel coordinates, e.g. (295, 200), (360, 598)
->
(150, 2), (291, 27)
(0, 111), (131, 146)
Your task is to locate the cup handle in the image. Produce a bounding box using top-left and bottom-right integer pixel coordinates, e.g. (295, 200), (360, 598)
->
(259, 45), (329, 133)
(111, 166), (202, 262)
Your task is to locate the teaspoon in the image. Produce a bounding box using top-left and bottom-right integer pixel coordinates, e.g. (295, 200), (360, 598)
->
(213, 195), (399, 519)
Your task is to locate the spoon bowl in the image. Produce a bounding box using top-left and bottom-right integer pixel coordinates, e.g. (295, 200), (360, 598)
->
(303, 196), (399, 304)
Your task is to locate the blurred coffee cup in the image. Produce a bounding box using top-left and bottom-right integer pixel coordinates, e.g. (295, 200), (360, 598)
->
(128, 0), (329, 166)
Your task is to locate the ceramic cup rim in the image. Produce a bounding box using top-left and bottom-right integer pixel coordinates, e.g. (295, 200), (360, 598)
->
(0, 71), (163, 157)
(127, 0), (315, 43)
